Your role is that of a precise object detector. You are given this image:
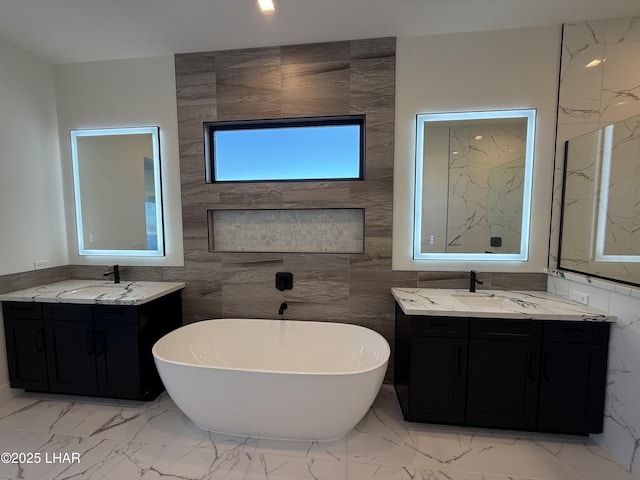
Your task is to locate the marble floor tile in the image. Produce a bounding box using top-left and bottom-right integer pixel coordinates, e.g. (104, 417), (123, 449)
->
(0, 384), (637, 480)
(530, 437), (638, 480)
(243, 453), (347, 480)
(347, 463), (538, 480)
(140, 444), (252, 480)
(0, 433), (163, 480)
(346, 424), (557, 478)
(255, 437), (347, 462)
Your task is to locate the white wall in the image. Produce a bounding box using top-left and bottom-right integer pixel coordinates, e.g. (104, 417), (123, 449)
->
(0, 37), (68, 276)
(393, 26), (561, 272)
(54, 56), (184, 267)
(0, 36), (68, 391)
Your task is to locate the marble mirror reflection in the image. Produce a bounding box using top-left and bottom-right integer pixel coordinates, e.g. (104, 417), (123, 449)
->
(559, 113), (640, 286)
(70, 127), (165, 257)
(414, 109), (536, 261)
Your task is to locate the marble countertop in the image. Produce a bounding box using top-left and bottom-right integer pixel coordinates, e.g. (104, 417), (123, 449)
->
(0, 280), (185, 306)
(391, 288), (615, 321)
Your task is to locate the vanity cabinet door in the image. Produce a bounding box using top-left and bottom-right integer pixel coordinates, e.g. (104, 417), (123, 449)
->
(537, 321), (609, 434)
(45, 320), (98, 396)
(409, 336), (467, 424)
(394, 304), (469, 424)
(466, 339), (540, 430)
(95, 306), (141, 399)
(538, 343), (607, 434)
(467, 318), (542, 430)
(3, 317), (48, 391)
(2, 302), (48, 391)
(95, 323), (140, 399)
(44, 304), (97, 396)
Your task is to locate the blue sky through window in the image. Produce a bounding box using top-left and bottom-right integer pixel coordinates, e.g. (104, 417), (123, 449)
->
(213, 123), (362, 181)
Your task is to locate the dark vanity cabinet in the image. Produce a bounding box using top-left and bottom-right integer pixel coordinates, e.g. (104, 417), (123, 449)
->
(3, 291), (181, 400)
(395, 304), (611, 435)
(395, 305), (468, 424)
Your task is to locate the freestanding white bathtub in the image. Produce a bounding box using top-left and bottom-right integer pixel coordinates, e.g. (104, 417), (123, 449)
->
(152, 318), (390, 441)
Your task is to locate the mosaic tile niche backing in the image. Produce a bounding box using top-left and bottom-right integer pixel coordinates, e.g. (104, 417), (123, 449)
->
(209, 209), (365, 253)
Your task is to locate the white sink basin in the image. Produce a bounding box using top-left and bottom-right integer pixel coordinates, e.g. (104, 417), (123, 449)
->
(453, 294), (509, 308)
(452, 289), (494, 297)
(59, 285), (127, 298)
(451, 291), (513, 308)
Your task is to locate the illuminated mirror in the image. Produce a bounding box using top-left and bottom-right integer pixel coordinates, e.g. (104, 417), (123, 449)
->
(70, 126), (164, 256)
(559, 113), (640, 286)
(414, 109), (536, 261)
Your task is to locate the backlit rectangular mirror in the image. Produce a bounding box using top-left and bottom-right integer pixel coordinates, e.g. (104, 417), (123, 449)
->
(414, 109), (536, 261)
(70, 126), (165, 257)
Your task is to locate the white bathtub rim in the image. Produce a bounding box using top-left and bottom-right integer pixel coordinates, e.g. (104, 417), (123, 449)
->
(152, 318), (390, 376)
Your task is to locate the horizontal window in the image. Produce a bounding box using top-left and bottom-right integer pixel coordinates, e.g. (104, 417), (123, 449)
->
(204, 115), (365, 183)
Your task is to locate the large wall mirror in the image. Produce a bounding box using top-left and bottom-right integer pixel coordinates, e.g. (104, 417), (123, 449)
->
(559, 113), (640, 286)
(414, 109), (536, 261)
(70, 126), (165, 257)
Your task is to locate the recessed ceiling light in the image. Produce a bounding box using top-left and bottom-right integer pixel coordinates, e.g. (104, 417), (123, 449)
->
(258, 0), (276, 13)
(474, 135), (483, 140)
(585, 59), (603, 68)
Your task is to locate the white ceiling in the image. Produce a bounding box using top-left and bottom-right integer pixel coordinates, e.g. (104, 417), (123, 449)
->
(1, 0), (639, 64)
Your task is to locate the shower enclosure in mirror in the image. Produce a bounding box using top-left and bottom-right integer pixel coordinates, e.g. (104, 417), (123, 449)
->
(559, 113), (640, 286)
(70, 126), (164, 256)
(414, 109), (536, 261)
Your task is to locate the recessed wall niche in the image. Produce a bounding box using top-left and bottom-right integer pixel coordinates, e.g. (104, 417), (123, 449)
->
(208, 209), (365, 253)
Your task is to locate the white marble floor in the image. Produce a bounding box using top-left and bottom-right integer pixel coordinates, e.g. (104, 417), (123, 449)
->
(0, 384), (636, 480)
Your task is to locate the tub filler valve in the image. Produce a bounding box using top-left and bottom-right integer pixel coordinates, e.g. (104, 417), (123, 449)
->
(279, 302), (288, 315)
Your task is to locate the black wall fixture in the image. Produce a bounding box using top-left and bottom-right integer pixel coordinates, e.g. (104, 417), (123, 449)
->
(275, 272), (293, 291)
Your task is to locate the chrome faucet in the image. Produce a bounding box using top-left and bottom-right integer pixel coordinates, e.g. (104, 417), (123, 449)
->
(469, 270), (483, 292)
(278, 302), (288, 315)
(103, 265), (120, 284)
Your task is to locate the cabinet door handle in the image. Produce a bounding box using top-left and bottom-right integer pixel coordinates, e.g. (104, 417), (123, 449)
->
(528, 350), (537, 381)
(457, 347), (464, 376)
(35, 328), (45, 352)
(96, 332), (105, 355)
(86, 332), (95, 355)
(543, 352), (551, 382)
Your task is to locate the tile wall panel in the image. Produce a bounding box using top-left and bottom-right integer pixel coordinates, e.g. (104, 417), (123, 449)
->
(173, 38), (401, 331)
